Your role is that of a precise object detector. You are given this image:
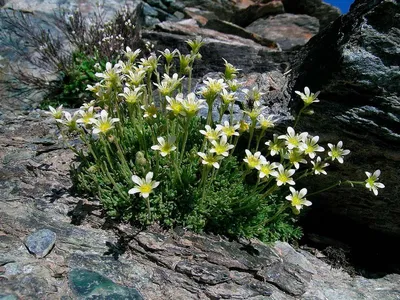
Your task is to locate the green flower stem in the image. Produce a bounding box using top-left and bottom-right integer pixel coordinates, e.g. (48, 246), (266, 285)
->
(101, 161), (129, 202)
(263, 203), (290, 225)
(262, 184), (278, 198)
(293, 106), (306, 128)
(113, 137), (131, 179)
(247, 121), (256, 149)
(218, 103), (228, 123)
(154, 151), (160, 177)
(201, 167), (216, 204)
(146, 73), (152, 105)
(229, 103), (234, 124)
(188, 65), (193, 93)
(172, 152), (183, 185)
(255, 129), (266, 152)
(307, 180), (342, 197)
(100, 137), (116, 172)
(206, 102), (213, 126)
(180, 116), (191, 162)
(146, 196), (152, 223)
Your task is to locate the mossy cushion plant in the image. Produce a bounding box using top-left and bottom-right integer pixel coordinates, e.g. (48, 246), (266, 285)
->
(48, 38), (385, 243)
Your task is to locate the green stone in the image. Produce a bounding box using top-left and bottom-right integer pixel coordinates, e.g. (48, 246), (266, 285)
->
(69, 269), (143, 299)
(0, 295), (18, 300)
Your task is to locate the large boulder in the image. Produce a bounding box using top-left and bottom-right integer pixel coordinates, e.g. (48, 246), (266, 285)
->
(282, 0), (341, 29)
(287, 0), (400, 258)
(246, 13), (320, 50)
(144, 19), (292, 76)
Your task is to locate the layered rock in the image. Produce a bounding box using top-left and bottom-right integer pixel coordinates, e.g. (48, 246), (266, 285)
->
(287, 0), (400, 251)
(246, 13), (320, 50)
(1, 106), (400, 299)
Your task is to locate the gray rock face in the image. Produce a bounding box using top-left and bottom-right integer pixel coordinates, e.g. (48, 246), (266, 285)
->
(1, 102), (399, 299)
(287, 0), (400, 249)
(246, 13), (320, 50)
(144, 20), (292, 76)
(25, 229), (56, 258)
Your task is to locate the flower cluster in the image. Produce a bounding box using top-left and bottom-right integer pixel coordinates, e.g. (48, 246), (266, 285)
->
(50, 40), (385, 240)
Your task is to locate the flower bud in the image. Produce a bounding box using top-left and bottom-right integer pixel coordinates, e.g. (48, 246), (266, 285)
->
(135, 151), (147, 166)
(303, 109), (314, 115)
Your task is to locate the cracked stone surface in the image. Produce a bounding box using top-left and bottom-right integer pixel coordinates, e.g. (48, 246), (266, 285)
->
(0, 96), (400, 299)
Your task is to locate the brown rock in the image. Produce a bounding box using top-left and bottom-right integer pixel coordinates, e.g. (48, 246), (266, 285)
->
(246, 13), (320, 50)
(231, 0), (284, 27)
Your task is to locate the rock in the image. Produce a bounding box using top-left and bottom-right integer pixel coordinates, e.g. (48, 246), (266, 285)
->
(286, 0), (400, 260)
(231, 0), (285, 27)
(176, 0), (237, 21)
(282, 0), (341, 29)
(183, 6), (219, 25)
(246, 13), (320, 50)
(145, 21), (291, 76)
(69, 268), (143, 299)
(204, 19), (278, 48)
(25, 229), (57, 258)
(0, 295), (18, 300)
(1, 84), (400, 300)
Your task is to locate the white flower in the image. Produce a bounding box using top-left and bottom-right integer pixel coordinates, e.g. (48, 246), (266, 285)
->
(141, 103), (158, 119)
(257, 115), (275, 130)
(295, 87), (320, 106)
(57, 111), (79, 130)
(278, 127), (308, 150)
(327, 141), (350, 163)
(243, 150), (266, 169)
(76, 106), (95, 125)
(199, 125), (222, 141)
(197, 152), (223, 169)
(46, 105), (63, 119)
(215, 121), (240, 137)
(286, 187), (312, 211)
(365, 170), (385, 196)
(90, 110), (120, 134)
(311, 156), (329, 175)
(128, 172), (160, 198)
(256, 161), (279, 179)
(210, 135), (234, 157)
(265, 134), (285, 156)
(272, 164), (296, 186)
(182, 93), (206, 117)
(242, 86), (265, 107)
(285, 149), (307, 169)
(220, 89), (236, 104)
(300, 135), (324, 159)
(151, 136), (177, 157)
(118, 86), (143, 104)
(166, 94), (185, 117)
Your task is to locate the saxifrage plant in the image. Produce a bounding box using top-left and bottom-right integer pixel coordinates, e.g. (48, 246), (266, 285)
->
(48, 38), (385, 242)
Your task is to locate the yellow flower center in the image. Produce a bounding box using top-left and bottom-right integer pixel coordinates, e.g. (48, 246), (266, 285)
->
(223, 127), (235, 137)
(260, 165), (272, 176)
(291, 195), (302, 206)
(139, 184), (152, 194)
(278, 174), (289, 183)
(214, 144), (226, 155)
(331, 149), (340, 158)
(170, 102), (183, 114)
(247, 156), (260, 169)
(288, 137), (299, 146)
(99, 122), (112, 133)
